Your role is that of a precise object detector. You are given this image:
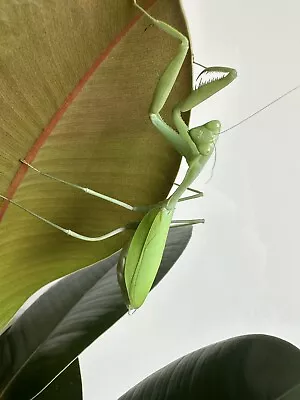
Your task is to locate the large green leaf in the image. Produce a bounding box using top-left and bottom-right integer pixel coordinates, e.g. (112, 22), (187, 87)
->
(0, 226), (192, 400)
(277, 383), (300, 400)
(119, 334), (300, 399)
(35, 359), (82, 400)
(0, 0), (192, 328)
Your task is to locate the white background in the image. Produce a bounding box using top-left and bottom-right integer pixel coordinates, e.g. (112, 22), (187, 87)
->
(80, 0), (300, 398)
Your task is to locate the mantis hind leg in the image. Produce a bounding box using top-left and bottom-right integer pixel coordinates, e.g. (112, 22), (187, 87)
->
(0, 193), (138, 242)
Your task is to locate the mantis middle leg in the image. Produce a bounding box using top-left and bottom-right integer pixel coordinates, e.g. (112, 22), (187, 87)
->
(19, 159), (153, 212)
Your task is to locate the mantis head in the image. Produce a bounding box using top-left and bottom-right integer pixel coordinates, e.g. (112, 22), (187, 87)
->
(189, 120), (221, 156)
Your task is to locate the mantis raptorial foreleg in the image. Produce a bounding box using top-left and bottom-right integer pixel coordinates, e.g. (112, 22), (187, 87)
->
(133, 0), (194, 159)
(133, 1), (236, 166)
(134, 0), (188, 114)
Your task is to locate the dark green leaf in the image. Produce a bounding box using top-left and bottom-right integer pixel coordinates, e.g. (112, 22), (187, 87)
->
(276, 383), (300, 400)
(0, 226), (192, 400)
(35, 359), (82, 400)
(119, 334), (300, 400)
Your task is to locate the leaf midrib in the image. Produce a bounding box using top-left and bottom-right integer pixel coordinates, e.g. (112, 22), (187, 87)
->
(0, 0), (158, 224)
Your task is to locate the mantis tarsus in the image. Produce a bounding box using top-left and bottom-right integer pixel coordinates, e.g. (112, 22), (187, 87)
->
(0, 1), (295, 311)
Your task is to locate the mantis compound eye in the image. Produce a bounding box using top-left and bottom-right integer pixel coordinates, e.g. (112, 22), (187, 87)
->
(205, 120), (221, 133)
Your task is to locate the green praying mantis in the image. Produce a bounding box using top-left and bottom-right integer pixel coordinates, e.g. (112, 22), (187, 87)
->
(0, 1), (237, 311)
(3, 1), (295, 312)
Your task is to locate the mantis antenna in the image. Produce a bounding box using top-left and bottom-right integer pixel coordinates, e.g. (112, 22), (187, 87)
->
(205, 84), (300, 180)
(192, 62), (299, 180)
(219, 84), (300, 136)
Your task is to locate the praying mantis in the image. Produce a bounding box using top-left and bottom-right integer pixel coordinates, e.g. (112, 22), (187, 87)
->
(0, 1), (238, 311)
